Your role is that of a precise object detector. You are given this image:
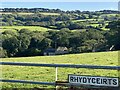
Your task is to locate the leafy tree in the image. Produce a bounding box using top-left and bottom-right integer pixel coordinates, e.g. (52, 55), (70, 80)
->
(0, 47), (8, 58)
(40, 38), (52, 51)
(81, 39), (99, 52)
(56, 14), (70, 21)
(2, 30), (18, 36)
(57, 28), (70, 46)
(106, 21), (120, 50)
(69, 32), (83, 48)
(19, 29), (32, 34)
(2, 36), (19, 56)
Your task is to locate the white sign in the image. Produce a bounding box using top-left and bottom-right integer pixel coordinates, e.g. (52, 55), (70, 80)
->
(68, 75), (119, 87)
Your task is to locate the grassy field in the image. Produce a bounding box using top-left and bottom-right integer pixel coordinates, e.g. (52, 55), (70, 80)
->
(72, 18), (110, 31)
(0, 12), (34, 15)
(72, 19), (96, 22)
(0, 12), (60, 16)
(99, 14), (117, 18)
(39, 12), (60, 16)
(1, 26), (50, 32)
(1, 51), (119, 88)
(72, 19), (105, 23)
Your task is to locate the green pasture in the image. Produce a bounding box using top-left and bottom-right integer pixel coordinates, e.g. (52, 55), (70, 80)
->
(0, 12), (34, 15)
(72, 19), (104, 23)
(72, 19), (96, 22)
(39, 12), (60, 16)
(100, 14), (117, 17)
(99, 14), (118, 19)
(1, 26), (49, 32)
(1, 12), (60, 16)
(1, 51), (119, 88)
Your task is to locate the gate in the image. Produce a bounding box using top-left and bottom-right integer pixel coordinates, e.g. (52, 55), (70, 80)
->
(0, 62), (120, 90)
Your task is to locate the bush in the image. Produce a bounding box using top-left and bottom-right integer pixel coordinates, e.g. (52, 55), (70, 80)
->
(0, 47), (8, 58)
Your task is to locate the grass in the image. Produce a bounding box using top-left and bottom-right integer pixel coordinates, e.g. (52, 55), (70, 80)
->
(39, 12), (60, 16)
(88, 23), (110, 30)
(1, 51), (119, 88)
(17, 13), (34, 15)
(99, 14), (117, 17)
(72, 19), (110, 30)
(88, 23), (100, 27)
(72, 19), (104, 23)
(0, 12), (34, 15)
(1, 12), (60, 16)
(71, 29), (86, 32)
(72, 19), (96, 22)
(1, 26), (49, 32)
(101, 27), (110, 31)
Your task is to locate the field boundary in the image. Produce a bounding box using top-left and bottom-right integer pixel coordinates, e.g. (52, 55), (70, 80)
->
(0, 62), (120, 89)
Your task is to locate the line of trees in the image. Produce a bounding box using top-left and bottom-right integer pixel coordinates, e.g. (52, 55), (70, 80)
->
(2, 13), (118, 30)
(1, 21), (120, 57)
(1, 8), (119, 14)
(1, 14), (91, 30)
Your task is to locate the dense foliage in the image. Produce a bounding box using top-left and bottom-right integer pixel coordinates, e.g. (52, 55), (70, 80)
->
(1, 8), (119, 14)
(1, 9), (119, 30)
(1, 8), (120, 57)
(1, 20), (120, 57)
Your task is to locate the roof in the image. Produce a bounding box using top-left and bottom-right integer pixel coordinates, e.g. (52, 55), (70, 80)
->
(56, 47), (68, 51)
(44, 48), (56, 53)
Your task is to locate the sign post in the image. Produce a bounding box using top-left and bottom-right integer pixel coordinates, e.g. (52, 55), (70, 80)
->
(118, 51), (120, 90)
(68, 75), (119, 89)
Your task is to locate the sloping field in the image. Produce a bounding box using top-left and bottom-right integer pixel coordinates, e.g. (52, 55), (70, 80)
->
(39, 12), (60, 16)
(0, 12), (60, 16)
(1, 51), (119, 88)
(1, 26), (49, 32)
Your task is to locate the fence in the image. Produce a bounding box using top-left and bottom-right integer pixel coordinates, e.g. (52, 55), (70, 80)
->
(0, 62), (120, 89)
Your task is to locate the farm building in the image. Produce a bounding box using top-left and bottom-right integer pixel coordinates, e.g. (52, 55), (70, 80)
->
(44, 48), (56, 56)
(55, 47), (68, 55)
(44, 47), (69, 56)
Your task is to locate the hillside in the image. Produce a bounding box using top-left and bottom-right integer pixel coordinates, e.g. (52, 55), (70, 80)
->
(1, 26), (49, 32)
(1, 8), (119, 31)
(1, 8), (120, 58)
(1, 51), (119, 88)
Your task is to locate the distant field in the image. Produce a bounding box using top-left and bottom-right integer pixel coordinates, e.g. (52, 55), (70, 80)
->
(72, 19), (97, 22)
(88, 23), (109, 30)
(72, 19), (110, 30)
(72, 18), (106, 22)
(39, 12), (60, 16)
(1, 51), (119, 88)
(99, 14), (117, 17)
(0, 12), (60, 16)
(1, 26), (49, 32)
(0, 12), (34, 15)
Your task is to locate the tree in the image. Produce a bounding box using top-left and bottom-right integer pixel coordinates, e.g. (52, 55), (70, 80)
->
(14, 33), (31, 56)
(19, 29), (32, 34)
(56, 14), (70, 21)
(57, 29), (70, 46)
(69, 32), (83, 48)
(2, 36), (19, 56)
(106, 21), (120, 50)
(40, 38), (52, 51)
(0, 47), (8, 58)
(80, 39), (99, 52)
(2, 30), (18, 36)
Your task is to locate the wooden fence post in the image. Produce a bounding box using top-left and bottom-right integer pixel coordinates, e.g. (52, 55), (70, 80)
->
(55, 67), (58, 90)
(56, 67), (58, 81)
